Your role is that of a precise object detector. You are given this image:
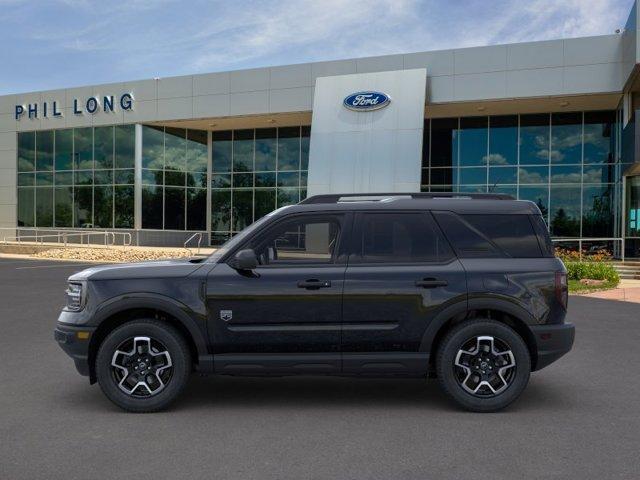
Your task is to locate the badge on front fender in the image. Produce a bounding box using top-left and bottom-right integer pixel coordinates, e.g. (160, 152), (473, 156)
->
(220, 310), (233, 322)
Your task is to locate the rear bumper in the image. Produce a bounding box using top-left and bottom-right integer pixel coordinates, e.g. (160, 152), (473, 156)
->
(54, 323), (96, 377)
(530, 322), (575, 371)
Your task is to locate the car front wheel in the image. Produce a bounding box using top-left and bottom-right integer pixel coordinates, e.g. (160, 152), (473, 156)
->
(436, 319), (531, 412)
(96, 319), (191, 413)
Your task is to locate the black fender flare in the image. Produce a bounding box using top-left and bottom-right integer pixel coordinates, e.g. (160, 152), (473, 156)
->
(419, 298), (468, 353)
(419, 295), (536, 354)
(90, 293), (209, 357)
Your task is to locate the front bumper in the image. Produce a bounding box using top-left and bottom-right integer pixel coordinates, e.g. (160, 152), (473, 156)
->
(54, 322), (96, 377)
(530, 322), (575, 371)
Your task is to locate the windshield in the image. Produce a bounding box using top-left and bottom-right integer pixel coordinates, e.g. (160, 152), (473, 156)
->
(206, 206), (294, 263)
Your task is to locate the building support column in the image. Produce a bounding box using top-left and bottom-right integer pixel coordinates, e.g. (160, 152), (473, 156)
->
(134, 124), (143, 239)
(206, 130), (212, 245)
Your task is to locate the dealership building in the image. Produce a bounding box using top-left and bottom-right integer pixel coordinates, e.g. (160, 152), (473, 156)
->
(3, 3), (640, 256)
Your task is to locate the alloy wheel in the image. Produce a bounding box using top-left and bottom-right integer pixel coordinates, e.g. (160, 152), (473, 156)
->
(454, 335), (516, 397)
(110, 336), (173, 397)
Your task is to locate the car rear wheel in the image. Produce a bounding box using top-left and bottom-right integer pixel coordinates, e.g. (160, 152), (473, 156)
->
(96, 319), (191, 413)
(436, 319), (530, 412)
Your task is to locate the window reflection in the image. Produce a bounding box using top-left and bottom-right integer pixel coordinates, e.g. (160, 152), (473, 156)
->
(583, 111), (615, 165)
(519, 186), (549, 218)
(488, 116), (517, 166)
(459, 117), (487, 167)
(54, 187), (73, 227)
(550, 186), (581, 237)
(211, 126), (309, 243)
(422, 110), (621, 240)
(551, 113), (582, 165)
(582, 184), (614, 237)
(519, 114), (549, 166)
(18, 126), (135, 229)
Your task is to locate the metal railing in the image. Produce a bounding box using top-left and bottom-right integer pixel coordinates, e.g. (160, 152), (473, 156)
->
(1, 229), (132, 248)
(184, 232), (203, 255)
(552, 237), (625, 261)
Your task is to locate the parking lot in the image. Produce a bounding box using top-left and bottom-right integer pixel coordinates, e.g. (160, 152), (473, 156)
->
(0, 257), (639, 479)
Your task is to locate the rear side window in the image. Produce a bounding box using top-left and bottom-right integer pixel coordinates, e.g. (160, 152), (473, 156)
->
(433, 212), (501, 258)
(355, 212), (454, 263)
(434, 212), (544, 258)
(462, 214), (542, 258)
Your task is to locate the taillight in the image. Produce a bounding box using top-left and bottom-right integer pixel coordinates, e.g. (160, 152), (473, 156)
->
(555, 271), (568, 310)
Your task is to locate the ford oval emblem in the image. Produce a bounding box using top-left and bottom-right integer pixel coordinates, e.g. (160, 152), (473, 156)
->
(343, 91), (391, 111)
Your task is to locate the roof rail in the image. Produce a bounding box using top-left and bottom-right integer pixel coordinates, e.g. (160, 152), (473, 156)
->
(299, 192), (514, 204)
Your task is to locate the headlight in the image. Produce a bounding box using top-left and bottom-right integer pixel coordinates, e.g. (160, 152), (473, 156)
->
(65, 282), (85, 311)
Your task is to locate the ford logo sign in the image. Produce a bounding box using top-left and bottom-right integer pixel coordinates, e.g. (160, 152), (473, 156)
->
(343, 91), (391, 111)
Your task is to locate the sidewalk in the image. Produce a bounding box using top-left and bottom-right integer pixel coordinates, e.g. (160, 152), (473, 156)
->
(579, 280), (640, 303)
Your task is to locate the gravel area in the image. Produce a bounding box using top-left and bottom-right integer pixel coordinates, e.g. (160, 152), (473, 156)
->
(31, 247), (196, 263)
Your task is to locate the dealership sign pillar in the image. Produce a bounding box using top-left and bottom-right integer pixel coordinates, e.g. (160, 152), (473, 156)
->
(307, 68), (427, 196)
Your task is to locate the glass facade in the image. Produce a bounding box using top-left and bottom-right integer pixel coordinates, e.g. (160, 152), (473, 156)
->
(210, 126), (310, 244)
(141, 126), (208, 231)
(17, 125), (135, 228)
(422, 111), (623, 239)
(15, 113), (625, 247)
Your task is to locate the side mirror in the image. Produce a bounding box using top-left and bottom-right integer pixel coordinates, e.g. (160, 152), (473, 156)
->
(231, 249), (258, 271)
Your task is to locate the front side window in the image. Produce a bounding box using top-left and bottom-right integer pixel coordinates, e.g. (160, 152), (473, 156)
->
(248, 215), (342, 265)
(355, 212), (454, 264)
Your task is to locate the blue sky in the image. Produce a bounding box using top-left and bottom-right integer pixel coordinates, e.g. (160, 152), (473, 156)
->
(0, 0), (635, 95)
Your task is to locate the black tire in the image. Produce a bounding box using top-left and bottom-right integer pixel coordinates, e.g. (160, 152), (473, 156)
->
(96, 319), (191, 413)
(436, 319), (530, 412)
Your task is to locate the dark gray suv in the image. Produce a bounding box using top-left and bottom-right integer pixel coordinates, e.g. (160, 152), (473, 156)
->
(55, 193), (574, 413)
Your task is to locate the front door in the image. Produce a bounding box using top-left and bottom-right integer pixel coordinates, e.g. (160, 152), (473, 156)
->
(206, 212), (350, 374)
(341, 211), (467, 375)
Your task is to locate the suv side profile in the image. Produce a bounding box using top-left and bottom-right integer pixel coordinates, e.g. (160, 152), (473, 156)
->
(54, 193), (574, 413)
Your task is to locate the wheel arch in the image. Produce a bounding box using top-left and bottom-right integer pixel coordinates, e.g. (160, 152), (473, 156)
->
(421, 297), (539, 372)
(87, 294), (208, 383)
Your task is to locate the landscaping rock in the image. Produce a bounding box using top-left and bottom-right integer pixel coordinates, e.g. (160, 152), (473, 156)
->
(31, 247), (195, 263)
(579, 279), (607, 286)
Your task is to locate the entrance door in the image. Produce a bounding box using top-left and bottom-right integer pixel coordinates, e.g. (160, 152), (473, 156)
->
(625, 175), (640, 257)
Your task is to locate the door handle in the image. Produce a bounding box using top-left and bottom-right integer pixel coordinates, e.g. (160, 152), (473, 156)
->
(297, 279), (331, 289)
(415, 278), (448, 288)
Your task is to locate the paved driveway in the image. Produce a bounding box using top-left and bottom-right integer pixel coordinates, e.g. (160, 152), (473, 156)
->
(0, 258), (638, 479)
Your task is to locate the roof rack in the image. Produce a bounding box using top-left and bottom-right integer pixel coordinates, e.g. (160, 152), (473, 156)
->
(299, 192), (514, 204)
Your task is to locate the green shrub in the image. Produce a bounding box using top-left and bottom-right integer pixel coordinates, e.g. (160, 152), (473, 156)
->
(565, 261), (620, 283)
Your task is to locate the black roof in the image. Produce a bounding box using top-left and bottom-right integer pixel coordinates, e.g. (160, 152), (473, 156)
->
(282, 193), (541, 215)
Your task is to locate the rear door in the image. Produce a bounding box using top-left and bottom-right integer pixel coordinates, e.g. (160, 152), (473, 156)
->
(341, 211), (467, 374)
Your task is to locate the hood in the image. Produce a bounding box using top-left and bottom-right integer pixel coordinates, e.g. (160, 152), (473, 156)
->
(68, 257), (207, 282)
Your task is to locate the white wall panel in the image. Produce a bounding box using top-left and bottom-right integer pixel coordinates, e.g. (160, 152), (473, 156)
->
(269, 87), (313, 113)
(193, 94), (230, 118)
(193, 72), (230, 96)
(308, 69), (426, 196)
(157, 75), (193, 99)
(507, 40), (564, 70)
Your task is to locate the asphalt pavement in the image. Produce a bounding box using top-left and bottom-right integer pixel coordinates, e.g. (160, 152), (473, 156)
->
(0, 257), (639, 479)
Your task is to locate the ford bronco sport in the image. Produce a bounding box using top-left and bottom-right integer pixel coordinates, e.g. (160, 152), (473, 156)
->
(55, 192), (574, 412)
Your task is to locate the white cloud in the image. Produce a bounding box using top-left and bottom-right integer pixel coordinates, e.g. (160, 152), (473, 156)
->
(0, 0), (634, 93)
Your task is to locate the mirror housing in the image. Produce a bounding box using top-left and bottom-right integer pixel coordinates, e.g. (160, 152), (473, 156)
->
(231, 249), (258, 271)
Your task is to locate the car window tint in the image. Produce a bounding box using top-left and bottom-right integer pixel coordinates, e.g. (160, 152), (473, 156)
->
(250, 216), (341, 265)
(462, 214), (542, 258)
(357, 212), (454, 263)
(433, 211), (502, 258)
(530, 214), (554, 257)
